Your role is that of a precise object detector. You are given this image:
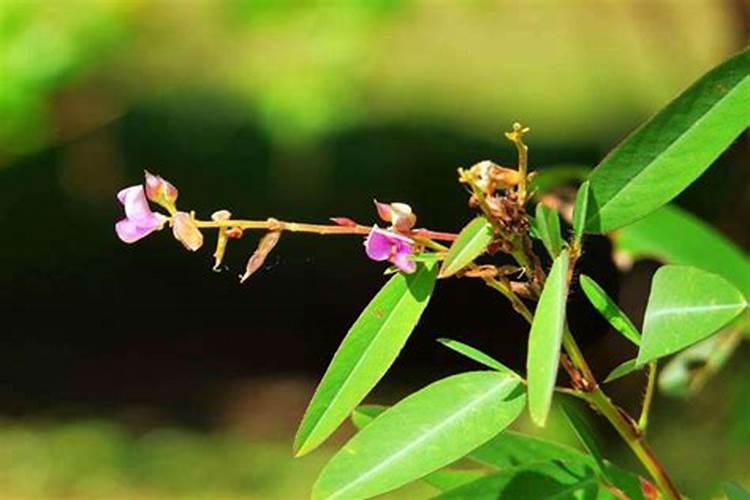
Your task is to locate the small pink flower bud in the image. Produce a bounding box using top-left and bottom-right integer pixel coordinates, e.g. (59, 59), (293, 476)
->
(172, 211), (204, 251)
(144, 171), (179, 213)
(373, 200), (417, 233)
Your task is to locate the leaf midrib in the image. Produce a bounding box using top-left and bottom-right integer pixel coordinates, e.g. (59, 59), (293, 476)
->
(326, 377), (516, 500)
(587, 74), (749, 228)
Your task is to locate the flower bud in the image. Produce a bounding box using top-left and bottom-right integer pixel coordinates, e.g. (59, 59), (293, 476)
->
(373, 200), (417, 233)
(172, 211), (204, 251)
(144, 171), (179, 213)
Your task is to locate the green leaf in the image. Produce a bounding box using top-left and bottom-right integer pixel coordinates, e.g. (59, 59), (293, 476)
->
(604, 358), (642, 383)
(637, 265), (747, 365)
(614, 204), (750, 297)
(294, 262), (438, 456)
(437, 338), (518, 377)
(439, 217), (494, 278)
(579, 275), (641, 346)
(350, 404), (487, 493)
(658, 326), (744, 398)
(585, 48), (750, 233)
(527, 250), (570, 426)
(434, 461), (599, 500)
(724, 481), (750, 500)
(471, 431), (592, 469)
(572, 181), (590, 246)
(533, 204), (564, 258)
(560, 399), (606, 474)
(312, 371), (525, 500)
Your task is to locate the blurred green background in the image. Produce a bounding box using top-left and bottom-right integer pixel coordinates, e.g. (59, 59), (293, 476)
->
(0, 1), (748, 498)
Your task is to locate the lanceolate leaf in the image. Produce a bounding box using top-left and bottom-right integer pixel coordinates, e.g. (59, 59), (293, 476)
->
(572, 181), (590, 246)
(437, 338), (519, 377)
(312, 371), (525, 500)
(439, 217), (494, 278)
(585, 48), (750, 233)
(533, 204), (564, 258)
(614, 204), (750, 297)
(435, 461), (599, 500)
(527, 250), (570, 426)
(637, 265), (747, 365)
(351, 408), (645, 500)
(579, 275), (641, 345)
(294, 263), (438, 456)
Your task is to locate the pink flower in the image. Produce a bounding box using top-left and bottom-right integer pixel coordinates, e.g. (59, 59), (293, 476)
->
(374, 200), (417, 233)
(364, 226), (416, 274)
(115, 186), (167, 243)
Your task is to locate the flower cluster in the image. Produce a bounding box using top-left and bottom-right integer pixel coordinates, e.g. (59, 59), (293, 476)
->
(115, 172), (425, 278)
(115, 172), (204, 251)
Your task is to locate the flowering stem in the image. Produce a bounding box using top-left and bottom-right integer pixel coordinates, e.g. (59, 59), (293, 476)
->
(193, 218), (458, 241)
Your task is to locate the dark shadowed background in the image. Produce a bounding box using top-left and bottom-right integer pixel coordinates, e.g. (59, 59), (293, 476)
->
(0, 1), (748, 498)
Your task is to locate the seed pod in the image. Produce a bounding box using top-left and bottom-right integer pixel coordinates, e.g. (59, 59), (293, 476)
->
(240, 231), (282, 283)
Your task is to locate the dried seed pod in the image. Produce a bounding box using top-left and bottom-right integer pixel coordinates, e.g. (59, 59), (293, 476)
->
(240, 231), (282, 283)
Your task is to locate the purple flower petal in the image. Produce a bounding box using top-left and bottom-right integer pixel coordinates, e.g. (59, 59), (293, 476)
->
(364, 226), (417, 273)
(115, 184), (166, 243)
(364, 226), (394, 261)
(118, 186), (155, 221)
(115, 215), (165, 243)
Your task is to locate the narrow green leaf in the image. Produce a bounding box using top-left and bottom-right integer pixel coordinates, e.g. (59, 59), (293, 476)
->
(614, 204), (750, 297)
(527, 250), (570, 426)
(350, 404), (487, 493)
(354, 406), (589, 469)
(294, 263), (438, 456)
(585, 48), (750, 233)
(637, 265), (747, 366)
(560, 399), (606, 473)
(471, 431), (592, 469)
(533, 204), (564, 258)
(604, 359), (641, 383)
(312, 371), (525, 500)
(572, 181), (590, 246)
(724, 481), (750, 500)
(435, 461), (599, 500)
(353, 406), (645, 499)
(579, 275), (641, 346)
(437, 338), (518, 377)
(439, 217), (494, 278)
